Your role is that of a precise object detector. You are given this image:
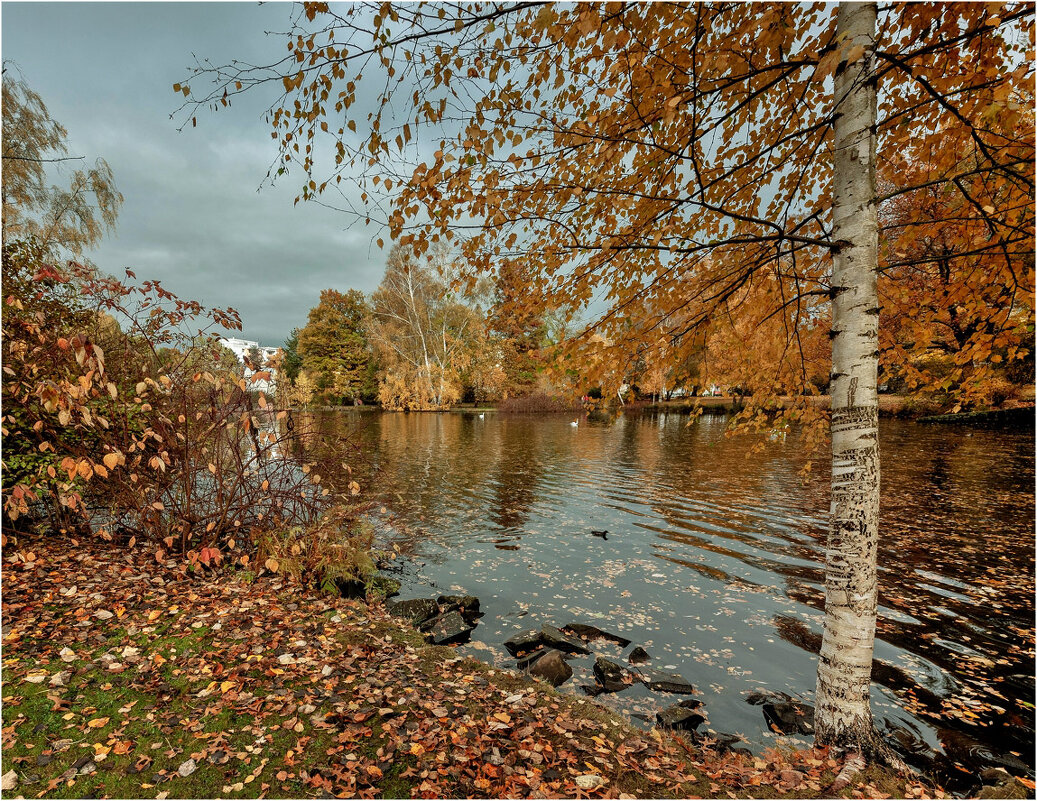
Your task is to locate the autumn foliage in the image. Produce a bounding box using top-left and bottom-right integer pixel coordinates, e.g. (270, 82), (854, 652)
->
(1, 239), (354, 571)
(179, 3), (1033, 417)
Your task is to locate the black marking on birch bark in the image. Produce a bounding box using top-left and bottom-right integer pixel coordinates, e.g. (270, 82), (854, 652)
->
(831, 406), (878, 429)
(847, 376), (858, 408)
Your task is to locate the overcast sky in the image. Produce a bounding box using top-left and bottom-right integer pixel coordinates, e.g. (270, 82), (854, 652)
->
(3, 1), (390, 346)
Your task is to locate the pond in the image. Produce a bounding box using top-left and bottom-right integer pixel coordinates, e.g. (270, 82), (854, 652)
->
(298, 408), (1034, 792)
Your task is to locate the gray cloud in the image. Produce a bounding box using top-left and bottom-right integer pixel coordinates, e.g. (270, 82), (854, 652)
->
(3, 2), (389, 346)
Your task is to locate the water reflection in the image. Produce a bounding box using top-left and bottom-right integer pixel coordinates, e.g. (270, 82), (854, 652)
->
(296, 409), (1034, 788)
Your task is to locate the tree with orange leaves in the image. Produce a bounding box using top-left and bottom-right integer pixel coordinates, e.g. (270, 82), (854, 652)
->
(181, 2), (1034, 759)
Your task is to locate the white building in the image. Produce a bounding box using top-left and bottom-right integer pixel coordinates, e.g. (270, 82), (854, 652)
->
(219, 337), (279, 394)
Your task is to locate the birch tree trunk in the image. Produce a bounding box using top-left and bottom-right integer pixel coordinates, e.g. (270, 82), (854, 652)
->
(815, 1), (882, 753)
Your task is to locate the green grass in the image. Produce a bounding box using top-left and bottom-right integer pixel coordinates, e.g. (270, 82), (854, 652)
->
(3, 552), (953, 801)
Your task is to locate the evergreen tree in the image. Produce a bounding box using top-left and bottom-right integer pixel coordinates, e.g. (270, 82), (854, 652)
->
(297, 289), (371, 405)
(281, 328), (302, 383)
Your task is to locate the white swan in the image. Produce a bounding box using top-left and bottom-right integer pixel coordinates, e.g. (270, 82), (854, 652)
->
(478, 413), (485, 419)
(570, 419), (579, 427)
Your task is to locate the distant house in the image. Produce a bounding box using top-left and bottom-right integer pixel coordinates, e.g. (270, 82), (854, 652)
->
(219, 336), (279, 394)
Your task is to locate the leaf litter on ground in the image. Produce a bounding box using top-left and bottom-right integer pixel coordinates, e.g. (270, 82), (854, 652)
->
(1, 536), (947, 799)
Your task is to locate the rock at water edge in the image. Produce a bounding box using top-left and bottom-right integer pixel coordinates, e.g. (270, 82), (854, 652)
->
(503, 627), (543, 656)
(593, 657), (637, 693)
(638, 667), (695, 694)
(628, 646), (650, 664)
(762, 702), (815, 735)
(516, 648), (548, 671)
(657, 706), (705, 731)
(425, 611), (473, 646)
(528, 649), (573, 687)
(387, 598), (440, 626)
(563, 623), (632, 648)
(540, 624), (591, 655)
(438, 594), (481, 624)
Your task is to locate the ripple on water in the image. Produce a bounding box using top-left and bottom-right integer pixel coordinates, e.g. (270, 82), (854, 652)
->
(303, 410), (1035, 785)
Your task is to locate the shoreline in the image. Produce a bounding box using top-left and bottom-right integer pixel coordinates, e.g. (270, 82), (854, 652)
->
(0, 536), (976, 799)
(292, 399), (1035, 426)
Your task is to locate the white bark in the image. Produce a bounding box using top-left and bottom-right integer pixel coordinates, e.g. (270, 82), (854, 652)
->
(815, 1), (882, 753)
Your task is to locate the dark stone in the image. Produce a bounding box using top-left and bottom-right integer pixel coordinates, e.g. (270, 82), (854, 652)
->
(438, 594), (479, 613)
(424, 611), (473, 646)
(745, 689), (791, 706)
(36, 753), (53, 767)
(503, 628), (543, 656)
(657, 706), (705, 731)
(387, 598), (440, 626)
(593, 657), (637, 693)
(438, 595), (481, 624)
(540, 624), (591, 655)
(976, 769), (1032, 799)
(628, 646), (650, 664)
(709, 733), (752, 757)
(762, 702), (815, 735)
(527, 649), (573, 687)
(71, 755), (93, 772)
(542, 768), (561, 782)
(516, 648), (548, 671)
(579, 684), (606, 697)
(562, 623), (632, 648)
(638, 667), (695, 694)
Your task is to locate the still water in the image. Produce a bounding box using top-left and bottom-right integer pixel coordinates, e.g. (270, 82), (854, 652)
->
(301, 409), (1034, 788)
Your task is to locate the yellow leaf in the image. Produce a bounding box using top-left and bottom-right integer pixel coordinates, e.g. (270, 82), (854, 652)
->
(87, 717), (110, 728)
(220, 681), (235, 693)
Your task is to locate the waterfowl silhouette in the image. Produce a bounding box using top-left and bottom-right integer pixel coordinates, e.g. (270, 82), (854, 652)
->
(591, 529), (608, 540)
